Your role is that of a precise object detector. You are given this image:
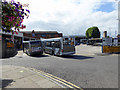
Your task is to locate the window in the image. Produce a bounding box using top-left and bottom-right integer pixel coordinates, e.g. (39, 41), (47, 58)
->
(63, 40), (71, 46)
(46, 41), (52, 47)
(30, 41), (42, 47)
(54, 41), (61, 48)
(23, 43), (29, 49)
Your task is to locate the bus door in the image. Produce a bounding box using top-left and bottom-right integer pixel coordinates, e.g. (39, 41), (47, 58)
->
(54, 41), (61, 55)
(23, 42), (30, 53)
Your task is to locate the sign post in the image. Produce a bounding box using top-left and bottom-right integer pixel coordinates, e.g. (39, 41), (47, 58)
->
(113, 38), (118, 46)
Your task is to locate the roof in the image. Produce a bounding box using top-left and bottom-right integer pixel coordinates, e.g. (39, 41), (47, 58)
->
(21, 31), (59, 34)
(0, 31), (23, 37)
(23, 40), (41, 43)
(41, 36), (74, 41)
(41, 37), (62, 42)
(88, 38), (102, 40)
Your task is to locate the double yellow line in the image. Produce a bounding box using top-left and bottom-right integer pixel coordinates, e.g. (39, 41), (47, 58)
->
(31, 68), (83, 90)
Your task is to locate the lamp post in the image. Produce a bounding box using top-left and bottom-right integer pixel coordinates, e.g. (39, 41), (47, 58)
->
(118, 1), (120, 34)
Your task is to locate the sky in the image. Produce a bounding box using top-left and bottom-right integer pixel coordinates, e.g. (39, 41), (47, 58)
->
(11, 0), (119, 37)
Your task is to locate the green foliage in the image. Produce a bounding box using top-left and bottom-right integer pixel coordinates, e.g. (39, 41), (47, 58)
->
(75, 36), (78, 38)
(86, 26), (100, 38)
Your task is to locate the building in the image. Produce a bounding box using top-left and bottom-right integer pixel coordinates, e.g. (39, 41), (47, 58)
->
(117, 34), (120, 38)
(103, 31), (107, 38)
(0, 30), (23, 58)
(21, 30), (63, 41)
(69, 35), (87, 45)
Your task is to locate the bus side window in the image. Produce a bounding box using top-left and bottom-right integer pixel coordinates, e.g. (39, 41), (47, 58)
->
(55, 42), (60, 48)
(46, 42), (50, 47)
(24, 43), (29, 49)
(55, 43), (58, 48)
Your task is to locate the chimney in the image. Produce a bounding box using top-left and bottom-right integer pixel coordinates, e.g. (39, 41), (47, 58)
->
(103, 31), (107, 37)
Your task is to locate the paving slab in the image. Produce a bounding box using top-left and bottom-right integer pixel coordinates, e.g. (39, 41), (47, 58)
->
(35, 79), (57, 88)
(75, 44), (119, 56)
(2, 65), (62, 88)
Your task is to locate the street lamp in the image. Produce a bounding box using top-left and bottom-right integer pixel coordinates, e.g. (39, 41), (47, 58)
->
(118, 1), (120, 34)
(115, 0), (120, 34)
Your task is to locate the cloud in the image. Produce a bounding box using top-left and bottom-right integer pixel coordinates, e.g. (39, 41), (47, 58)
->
(11, 0), (118, 37)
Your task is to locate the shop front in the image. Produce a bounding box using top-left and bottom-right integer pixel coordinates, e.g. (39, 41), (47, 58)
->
(0, 31), (23, 58)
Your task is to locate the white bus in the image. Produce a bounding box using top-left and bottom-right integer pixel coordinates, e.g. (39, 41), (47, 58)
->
(23, 40), (43, 56)
(42, 36), (75, 56)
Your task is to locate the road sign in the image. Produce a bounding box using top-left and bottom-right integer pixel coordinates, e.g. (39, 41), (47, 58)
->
(113, 38), (118, 46)
(102, 37), (112, 46)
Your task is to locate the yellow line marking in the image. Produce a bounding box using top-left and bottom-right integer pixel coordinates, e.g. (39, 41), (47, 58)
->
(40, 71), (82, 89)
(30, 67), (83, 89)
(46, 73), (82, 89)
(34, 69), (83, 89)
(37, 71), (74, 88)
(20, 70), (24, 72)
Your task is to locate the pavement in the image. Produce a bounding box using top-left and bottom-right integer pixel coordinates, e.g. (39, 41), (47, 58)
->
(1, 51), (64, 88)
(75, 44), (102, 56)
(1, 65), (63, 88)
(75, 44), (119, 56)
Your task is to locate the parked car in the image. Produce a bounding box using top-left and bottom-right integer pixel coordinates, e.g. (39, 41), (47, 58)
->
(93, 43), (102, 46)
(75, 42), (80, 46)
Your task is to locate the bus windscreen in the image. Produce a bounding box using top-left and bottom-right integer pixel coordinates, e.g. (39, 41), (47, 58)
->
(30, 41), (41, 47)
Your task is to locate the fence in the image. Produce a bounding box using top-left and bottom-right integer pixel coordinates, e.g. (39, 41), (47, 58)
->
(102, 37), (120, 53)
(102, 46), (120, 53)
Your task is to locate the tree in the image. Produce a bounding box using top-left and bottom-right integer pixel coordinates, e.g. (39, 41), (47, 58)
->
(2, 0), (30, 34)
(86, 26), (100, 38)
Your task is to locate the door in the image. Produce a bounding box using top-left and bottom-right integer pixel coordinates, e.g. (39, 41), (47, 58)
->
(54, 41), (61, 55)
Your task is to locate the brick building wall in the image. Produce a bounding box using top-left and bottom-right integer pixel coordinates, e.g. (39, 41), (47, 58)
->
(21, 31), (63, 40)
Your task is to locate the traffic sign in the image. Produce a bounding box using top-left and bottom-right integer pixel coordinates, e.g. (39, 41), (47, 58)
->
(102, 37), (112, 46)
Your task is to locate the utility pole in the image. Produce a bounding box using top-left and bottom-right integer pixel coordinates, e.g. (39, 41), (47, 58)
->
(118, 1), (120, 34)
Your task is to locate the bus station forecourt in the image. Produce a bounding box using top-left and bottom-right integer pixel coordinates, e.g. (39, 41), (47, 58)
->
(2, 43), (118, 88)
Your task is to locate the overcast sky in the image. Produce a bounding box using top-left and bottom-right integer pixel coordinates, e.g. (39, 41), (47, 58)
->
(13, 0), (119, 37)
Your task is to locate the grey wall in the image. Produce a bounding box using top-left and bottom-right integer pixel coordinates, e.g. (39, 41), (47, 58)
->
(0, 38), (1, 59)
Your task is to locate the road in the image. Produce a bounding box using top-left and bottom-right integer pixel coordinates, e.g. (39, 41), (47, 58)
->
(2, 45), (118, 88)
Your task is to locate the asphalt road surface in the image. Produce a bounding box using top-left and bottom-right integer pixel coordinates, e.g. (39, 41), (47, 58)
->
(2, 45), (118, 88)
